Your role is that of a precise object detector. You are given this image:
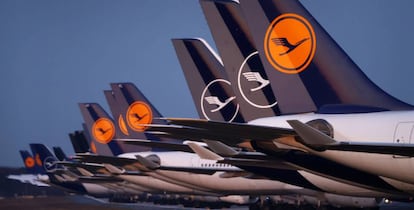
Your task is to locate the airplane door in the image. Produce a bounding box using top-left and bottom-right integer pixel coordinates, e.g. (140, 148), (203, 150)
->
(393, 122), (414, 144)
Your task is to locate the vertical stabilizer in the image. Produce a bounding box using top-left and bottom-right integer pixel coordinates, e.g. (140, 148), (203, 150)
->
(29, 144), (59, 173)
(200, 0), (281, 120)
(104, 89), (152, 153)
(237, 0), (412, 114)
(109, 82), (182, 145)
(172, 38), (244, 123)
(69, 130), (90, 153)
(19, 150), (39, 174)
(78, 103), (122, 156)
(53, 147), (68, 161)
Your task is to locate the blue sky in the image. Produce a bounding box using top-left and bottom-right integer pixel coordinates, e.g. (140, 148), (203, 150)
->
(1, 0), (413, 167)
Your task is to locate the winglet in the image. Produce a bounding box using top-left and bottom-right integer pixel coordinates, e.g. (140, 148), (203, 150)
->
(287, 120), (336, 151)
(135, 155), (160, 170)
(103, 164), (125, 175)
(187, 142), (223, 161)
(203, 140), (239, 156)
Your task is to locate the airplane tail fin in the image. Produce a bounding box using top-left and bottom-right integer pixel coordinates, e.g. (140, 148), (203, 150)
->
(200, 0), (280, 120)
(236, 0), (412, 114)
(78, 103), (123, 156)
(109, 82), (182, 145)
(19, 150), (38, 174)
(104, 89), (152, 153)
(172, 38), (244, 123)
(29, 143), (59, 173)
(53, 147), (68, 161)
(69, 130), (90, 154)
(81, 123), (98, 154)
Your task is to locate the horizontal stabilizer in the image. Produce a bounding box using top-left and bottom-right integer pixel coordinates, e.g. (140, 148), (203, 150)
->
(147, 118), (295, 146)
(203, 140), (239, 156)
(167, 118), (295, 138)
(74, 154), (137, 166)
(54, 174), (66, 182)
(187, 142), (223, 161)
(61, 173), (77, 182)
(103, 164), (125, 175)
(58, 161), (104, 172)
(116, 139), (194, 153)
(77, 167), (94, 177)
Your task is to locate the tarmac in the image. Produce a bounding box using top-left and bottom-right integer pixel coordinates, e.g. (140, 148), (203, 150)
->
(1, 195), (414, 210)
(0, 195), (248, 210)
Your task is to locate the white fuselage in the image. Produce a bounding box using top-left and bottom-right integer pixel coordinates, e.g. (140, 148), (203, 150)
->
(115, 173), (213, 195)
(118, 151), (389, 198)
(250, 110), (414, 191)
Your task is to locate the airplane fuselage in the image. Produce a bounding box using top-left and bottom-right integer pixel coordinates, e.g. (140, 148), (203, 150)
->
(250, 110), (414, 190)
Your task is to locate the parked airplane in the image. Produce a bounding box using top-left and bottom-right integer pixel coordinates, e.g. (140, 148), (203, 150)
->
(7, 150), (50, 187)
(143, 0), (414, 197)
(100, 82), (385, 208)
(78, 101), (263, 205)
(104, 84), (306, 195)
(28, 143), (121, 197)
(79, 101), (222, 196)
(237, 0), (414, 189)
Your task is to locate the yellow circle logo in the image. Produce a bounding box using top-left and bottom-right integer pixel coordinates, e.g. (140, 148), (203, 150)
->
(264, 13), (316, 74)
(92, 118), (115, 144)
(126, 101), (152, 132)
(25, 157), (35, 168)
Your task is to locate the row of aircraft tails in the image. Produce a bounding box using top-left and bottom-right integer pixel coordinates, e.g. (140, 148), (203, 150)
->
(10, 0), (414, 209)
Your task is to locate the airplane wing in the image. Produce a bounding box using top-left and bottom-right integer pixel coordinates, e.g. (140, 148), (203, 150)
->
(73, 153), (147, 172)
(74, 154), (137, 165)
(57, 161), (105, 172)
(148, 118), (414, 157)
(146, 118), (296, 146)
(166, 118), (295, 139)
(116, 138), (195, 153)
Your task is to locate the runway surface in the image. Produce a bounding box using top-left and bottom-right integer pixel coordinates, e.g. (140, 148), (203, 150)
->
(1, 195), (413, 210)
(0, 195), (248, 210)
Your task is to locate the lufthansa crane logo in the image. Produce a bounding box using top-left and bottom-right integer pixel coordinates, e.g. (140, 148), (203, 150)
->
(238, 51), (278, 109)
(126, 101), (153, 132)
(25, 157), (35, 168)
(92, 118), (115, 144)
(200, 79), (239, 122)
(264, 13), (316, 74)
(44, 156), (58, 172)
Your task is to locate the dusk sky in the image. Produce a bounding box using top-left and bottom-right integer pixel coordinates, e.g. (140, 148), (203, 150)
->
(1, 0), (414, 167)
